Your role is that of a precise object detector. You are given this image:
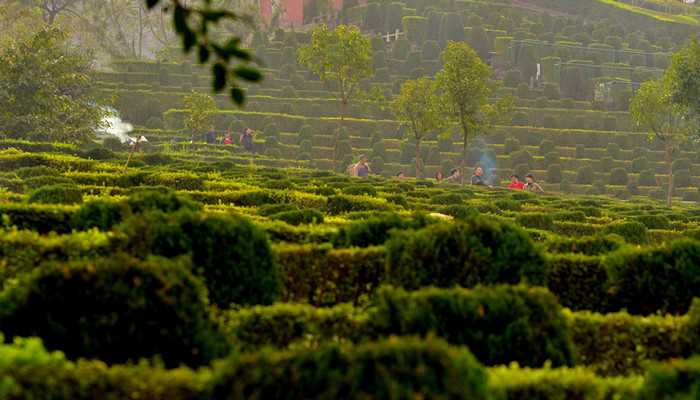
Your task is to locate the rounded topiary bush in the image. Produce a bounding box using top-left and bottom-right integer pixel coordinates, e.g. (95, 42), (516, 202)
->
(270, 209), (324, 226)
(547, 164), (562, 183)
(386, 217), (547, 289)
(333, 213), (432, 247)
(638, 169), (657, 186)
(127, 187), (200, 214)
(122, 211), (280, 307)
(575, 166), (594, 184)
(28, 184), (83, 205)
(208, 337), (490, 400)
(71, 199), (127, 231)
(82, 147), (115, 160)
(602, 220), (648, 245)
(0, 254), (229, 367)
(605, 240), (700, 315)
(343, 184), (377, 196)
(539, 139), (555, 155)
(638, 356), (700, 400)
(609, 167), (629, 185)
(24, 175), (75, 190)
(367, 285), (575, 367)
(631, 157), (649, 173)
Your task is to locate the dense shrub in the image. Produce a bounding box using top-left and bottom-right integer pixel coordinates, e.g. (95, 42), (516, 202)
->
(270, 209), (324, 225)
(510, 149), (533, 168)
(609, 168), (628, 185)
(326, 195), (385, 215)
(24, 175), (75, 190)
(342, 184), (377, 196)
(386, 217), (546, 289)
(601, 220), (648, 245)
(635, 214), (672, 230)
(0, 254), (229, 367)
(517, 212), (555, 230)
(539, 139), (555, 155)
(547, 164), (563, 183)
(631, 157), (649, 173)
(367, 285), (575, 367)
(127, 187), (200, 214)
(547, 254), (608, 311)
(71, 199), (127, 231)
(28, 184), (83, 205)
(333, 213), (432, 247)
(430, 192), (464, 205)
(638, 169), (657, 186)
(546, 234), (624, 256)
(122, 211), (280, 307)
(639, 356), (700, 400)
(440, 204), (479, 220)
(605, 239), (700, 315)
(142, 152), (174, 165)
(209, 337), (490, 399)
(575, 166), (594, 184)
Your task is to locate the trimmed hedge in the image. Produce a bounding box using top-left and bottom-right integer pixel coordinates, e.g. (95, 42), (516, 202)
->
(0, 254), (229, 367)
(386, 217), (547, 289)
(367, 285), (575, 367)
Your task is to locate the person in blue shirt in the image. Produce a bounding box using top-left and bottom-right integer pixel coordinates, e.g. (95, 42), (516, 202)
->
(352, 154), (371, 177)
(240, 128), (254, 152)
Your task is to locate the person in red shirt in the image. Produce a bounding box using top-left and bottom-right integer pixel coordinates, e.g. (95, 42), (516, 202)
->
(223, 128), (234, 145)
(507, 174), (525, 190)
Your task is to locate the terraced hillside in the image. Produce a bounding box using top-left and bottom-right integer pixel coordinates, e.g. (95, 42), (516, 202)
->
(91, 0), (700, 204)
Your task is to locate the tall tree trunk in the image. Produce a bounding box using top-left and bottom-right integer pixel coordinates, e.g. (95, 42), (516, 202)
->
(415, 137), (422, 179)
(334, 98), (348, 171)
(666, 145), (674, 208)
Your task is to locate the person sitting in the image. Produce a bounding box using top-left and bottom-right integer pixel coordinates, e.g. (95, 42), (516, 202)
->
(205, 126), (217, 144)
(444, 168), (461, 183)
(471, 166), (486, 186)
(395, 171), (406, 180)
(223, 129), (233, 145)
(435, 171), (444, 183)
(525, 174), (544, 193)
(507, 174), (525, 190)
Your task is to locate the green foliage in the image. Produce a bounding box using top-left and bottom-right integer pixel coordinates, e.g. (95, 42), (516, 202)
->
(547, 254), (608, 311)
(386, 217), (546, 290)
(639, 356), (700, 400)
(0, 254), (229, 367)
(333, 213), (432, 247)
(0, 28), (105, 143)
(270, 209), (324, 226)
(126, 187), (201, 214)
(601, 220), (649, 245)
(183, 91), (217, 134)
(209, 337), (491, 399)
(71, 199), (126, 231)
(27, 184), (83, 205)
(605, 239), (700, 315)
(367, 285), (575, 367)
(123, 211), (280, 307)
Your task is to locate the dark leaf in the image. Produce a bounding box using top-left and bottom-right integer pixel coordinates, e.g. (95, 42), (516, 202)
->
(198, 45), (210, 63)
(145, 0), (159, 9)
(213, 64), (226, 92)
(233, 66), (262, 82)
(230, 87), (245, 105)
(173, 4), (188, 33)
(183, 29), (196, 52)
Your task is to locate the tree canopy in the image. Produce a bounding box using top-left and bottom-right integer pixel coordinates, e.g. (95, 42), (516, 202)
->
(0, 27), (105, 143)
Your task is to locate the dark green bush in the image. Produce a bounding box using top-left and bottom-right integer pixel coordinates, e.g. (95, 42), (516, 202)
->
(127, 187), (200, 214)
(342, 184), (377, 196)
(440, 204), (479, 220)
(208, 337), (491, 399)
(516, 212), (555, 230)
(71, 199), (127, 231)
(631, 157), (648, 173)
(639, 356), (700, 400)
(122, 211), (280, 307)
(28, 184), (83, 205)
(546, 234), (624, 256)
(609, 168), (628, 185)
(142, 153), (174, 165)
(575, 166), (594, 184)
(0, 254), (229, 367)
(326, 195), (378, 215)
(82, 147), (115, 160)
(430, 192), (464, 205)
(333, 213), (432, 247)
(547, 254), (608, 311)
(367, 285), (575, 367)
(270, 209), (324, 225)
(386, 217), (546, 289)
(638, 169), (657, 186)
(605, 239), (700, 315)
(258, 203), (299, 217)
(601, 220), (648, 245)
(635, 214), (672, 230)
(24, 175), (75, 190)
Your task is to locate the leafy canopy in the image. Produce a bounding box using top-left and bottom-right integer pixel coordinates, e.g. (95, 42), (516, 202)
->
(0, 27), (105, 143)
(666, 37), (700, 114)
(630, 79), (693, 145)
(184, 91), (218, 134)
(298, 24), (373, 108)
(393, 78), (444, 141)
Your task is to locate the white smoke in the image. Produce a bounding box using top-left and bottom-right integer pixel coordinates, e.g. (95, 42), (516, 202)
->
(97, 107), (133, 143)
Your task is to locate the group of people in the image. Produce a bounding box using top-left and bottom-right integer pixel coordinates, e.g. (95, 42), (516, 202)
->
(350, 156), (544, 193)
(201, 126), (255, 152)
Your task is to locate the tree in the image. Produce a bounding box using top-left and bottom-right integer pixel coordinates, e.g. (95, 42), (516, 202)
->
(183, 91), (218, 134)
(0, 27), (105, 143)
(666, 38), (700, 120)
(630, 79), (693, 207)
(393, 78), (443, 179)
(298, 24), (372, 167)
(436, 41), (512, 184)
